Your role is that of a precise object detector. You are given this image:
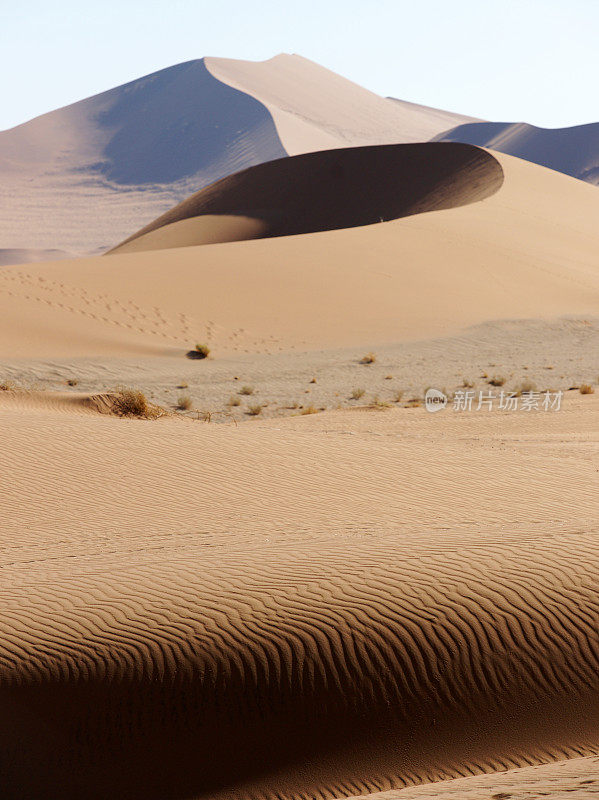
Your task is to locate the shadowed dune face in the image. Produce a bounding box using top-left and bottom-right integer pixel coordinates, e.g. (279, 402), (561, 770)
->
(97, 59), (287, 185)
(2, 533), (599, 799)
(436, 121), (599, 186)
(110, 142), (504, 253)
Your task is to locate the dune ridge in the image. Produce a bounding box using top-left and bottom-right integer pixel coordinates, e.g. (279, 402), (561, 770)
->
(110, 142), (504, 253)
(436, 120), (599, 185)
(205, 54), (476, 154)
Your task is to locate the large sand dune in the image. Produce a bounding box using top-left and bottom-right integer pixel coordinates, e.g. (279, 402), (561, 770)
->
(0, 390), (598, 798)
(0, 55), (474, 261)
(206, 54), (478, 154)
(437, 120), (599, 185)
(0, 148), (597, 360)
(110, 142), (504, 253)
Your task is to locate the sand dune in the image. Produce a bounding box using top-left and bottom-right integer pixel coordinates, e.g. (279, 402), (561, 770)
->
(388, 95), (481, 132)
(206, 54), (476, 154)
(110, 143), (504, 253)
(0, 391), (598, 799)
(0, 55), (476, 260)
(0, 59), (287, 258)
(0, 148), (597, 360)
(351, 756), (599, 799)
(437, 120), (599, 185)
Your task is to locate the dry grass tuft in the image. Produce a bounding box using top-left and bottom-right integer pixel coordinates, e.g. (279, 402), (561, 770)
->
(393, 390), (404, 403)
(67, 379), (78, 387)
(300, 405), (319, 415)
(195, 343), (210, 358)
(462, 378), (475, 388)
(350, 388), (365, 400)
(239, 385), (254, 396)
(177, 382), (189, 389)
(227, 396), (241, 407)
(177, 394), (192, 410)
(580, 384), (594, 395)
(514, 379), (537, 396)
(488, 376), (506, 387)
(371, 396), (391, 408)
(247, 404), (263, 416)
(113, 389), (164, 419)
(360, 352), (377, 364)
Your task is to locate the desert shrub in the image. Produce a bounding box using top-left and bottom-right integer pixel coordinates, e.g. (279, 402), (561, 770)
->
(247, 404), (263, 416)
(350, 388), (365, 400)
(580, 384), (594, 395)
(488, 376), (506, 387)
(177, 395), (192, 410)
(228, 396), (241, 406)
(300, 405), (319, 415)
(239, 385), (254, 396)
(113, 389), (154, 418)
(514, 379), (537, 396)
(360, 353), (376, 365)
(372, 396), (391, 408)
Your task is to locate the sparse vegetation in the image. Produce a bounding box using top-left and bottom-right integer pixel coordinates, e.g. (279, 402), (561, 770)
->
(462, 378), (474, 388)
(393, 389), (404, 403)
(0, 380), (15, 391)
(372, 396), (391, 408)
(228, 396), (241, 407)
(580, 384), (594, 395)
(350, 388), (365, 400)
(177, 394), (192, 410)
(186, 344), (210, 360)
(67, 379), (78, 387)
(239, 385), (254, 396)
(515, 379), (537, 396)
(177, 382), (189, 389)
(247, 404), (263, 416)
(113, 389), (163, 419)
(488, 376), (506, 387)
(195, 343), (210, 358)
(309, 377), (317, 384)
(360, 353), (376, 365)
(300, 405), (319, 415)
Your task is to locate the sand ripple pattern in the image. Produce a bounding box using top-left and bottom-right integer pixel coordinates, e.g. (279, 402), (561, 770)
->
(2, 532), (599, 798)
(0, 403), (598, 798)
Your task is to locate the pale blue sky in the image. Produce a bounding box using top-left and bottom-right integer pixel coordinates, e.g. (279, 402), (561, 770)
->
(1, 0), (597, 131)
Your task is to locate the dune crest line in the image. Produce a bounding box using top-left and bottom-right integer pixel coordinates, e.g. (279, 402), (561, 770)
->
(110, 142), (504, 254)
